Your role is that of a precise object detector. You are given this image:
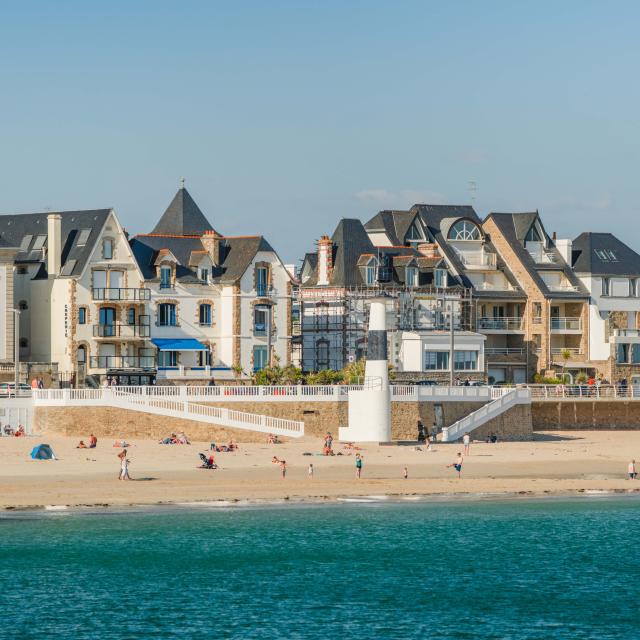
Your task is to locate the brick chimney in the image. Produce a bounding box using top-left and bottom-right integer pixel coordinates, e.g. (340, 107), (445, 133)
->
(416, 242), (440, 258)
(317, 235), (333, 285)
(201, 229), (222, 265)
(47, 213), (62, 276)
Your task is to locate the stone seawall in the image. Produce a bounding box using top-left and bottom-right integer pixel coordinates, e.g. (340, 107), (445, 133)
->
(533, 401), (640, 430)
(35, 399), (521, 442)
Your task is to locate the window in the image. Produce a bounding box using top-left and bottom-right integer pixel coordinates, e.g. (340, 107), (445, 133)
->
(405, 222), (424, 244)
(199, 303), (212, 326)
(366, 261), (377, 285)
(256, 267), (269, 296)
(631, 279), (640, 297)
(19, 235), (32, 251)
(77, 229), (91, 246)
(78, 307), (87, 325)
(77, 345), (86, 365)
(316, 339), (329, 369)
(18, 300), (28, 311)
(448, 220), (481, 241)
(160, 266), (172, 289)
(454, 350), (478, 371)
(127, 308), (136, 326)
(434, 269), (447, 288)
(617, 343), (630, 364)
(406, 267), (418, 287)
(199, 268), (209, 282)
(198, 350), (211, 366)
(633, 344), (640, 365)
(19, 338), (28, 349)
(253, 345), (268, 372)
(102, 238), (113, 260)
(602, 277), (610, 296)
(158, 303), (177, 326)
(314, 302), (329, 330)
(424, 351), (450, 370)
(254, 307), (268, 334)
(158, 351), (177, 367)
(525, 225), (542, 243)
(32, 235), (47, 250)
(594, 248), (618, 262)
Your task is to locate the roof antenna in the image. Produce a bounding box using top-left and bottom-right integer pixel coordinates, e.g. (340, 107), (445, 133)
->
(180, 177), (185, 189)
(468, 180), (477, 205)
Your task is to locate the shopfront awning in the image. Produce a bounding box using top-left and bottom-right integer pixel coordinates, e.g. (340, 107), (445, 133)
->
(151, 338), (208, 351)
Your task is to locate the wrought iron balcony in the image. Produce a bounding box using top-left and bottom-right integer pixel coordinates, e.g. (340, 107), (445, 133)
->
(92, 324), (150, 338)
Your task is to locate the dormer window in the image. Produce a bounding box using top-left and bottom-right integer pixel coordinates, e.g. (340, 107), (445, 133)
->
(405, 223), (425, 244)
(366, 259), (378, 285)
(406, 266), (418, 287)
(102, 238), (113, 260)
(435, 268), (447, 288)
(448, 220), (481, 241)
(199, 267), (209, 282)
(160, 266), (172, 289)
(525, 224), (543, 244)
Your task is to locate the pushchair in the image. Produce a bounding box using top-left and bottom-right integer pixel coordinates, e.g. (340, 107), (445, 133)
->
(198, 453), (218, 469)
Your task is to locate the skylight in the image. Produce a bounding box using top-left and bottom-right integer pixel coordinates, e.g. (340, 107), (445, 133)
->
(19, 234), (33, 251)
(32, 235), (47, 250)
(594, 249), (618, 262)
(77, 229), (91, 246)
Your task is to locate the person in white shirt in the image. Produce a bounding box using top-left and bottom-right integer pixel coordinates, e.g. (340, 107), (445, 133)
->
(628, 460), (637, 480)
(463, 433), (470, 455)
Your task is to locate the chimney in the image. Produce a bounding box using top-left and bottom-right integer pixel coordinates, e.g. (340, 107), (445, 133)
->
(416, 242), (440, 258)
(555, 238), (573, 265)
(552, 231), (557, 241)
(317, 235), (333, 285)
(47, 213), (62, 276)
(201, 229), (222, 265)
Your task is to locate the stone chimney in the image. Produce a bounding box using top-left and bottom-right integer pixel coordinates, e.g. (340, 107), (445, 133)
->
(47, 213), (62, 276)
(201, 229), (222, 266)
(555, 238), (573, 266)
(317, 235), (333, 285)
(416, 242), (440, 258)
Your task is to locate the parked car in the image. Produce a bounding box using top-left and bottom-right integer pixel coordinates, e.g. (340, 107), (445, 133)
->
(411, 380), (438, 386)
(0, 382), (32, 397)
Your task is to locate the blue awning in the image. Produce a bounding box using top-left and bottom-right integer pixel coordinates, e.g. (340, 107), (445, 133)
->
(151, 338), (208, 351)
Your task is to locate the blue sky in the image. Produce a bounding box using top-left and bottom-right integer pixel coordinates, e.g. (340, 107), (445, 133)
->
(0, 1), (638, 262)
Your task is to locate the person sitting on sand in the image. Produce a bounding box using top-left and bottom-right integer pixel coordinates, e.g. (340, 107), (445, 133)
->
(89, 434), (97, 448)
(177, 432), (190, 445)
(227, 439), (237, 451)
(208, 453), (215, 467)
(280, 460), (286, 479)
(272, 456), (281, 464)
(447, 453), (464, 478)
(77, 440), (87, 449)
(14, 425), (25, 437)
(3, 425), (14, 436)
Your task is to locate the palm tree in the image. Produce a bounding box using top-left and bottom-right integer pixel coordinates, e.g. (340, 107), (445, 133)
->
(560, 348), (572, 383)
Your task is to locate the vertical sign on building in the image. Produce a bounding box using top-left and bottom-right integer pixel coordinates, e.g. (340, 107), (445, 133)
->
(0, 266), (6, 361)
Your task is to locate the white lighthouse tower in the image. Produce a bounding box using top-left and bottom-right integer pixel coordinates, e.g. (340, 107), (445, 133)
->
(339, 299), (392, 443)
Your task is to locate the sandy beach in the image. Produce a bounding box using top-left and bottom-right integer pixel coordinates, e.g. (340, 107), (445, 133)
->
(1, 431), (639, 509)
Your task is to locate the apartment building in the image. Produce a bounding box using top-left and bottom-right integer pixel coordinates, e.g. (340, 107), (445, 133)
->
(571, 232), (640, 384)
(130, 186), (293, 381)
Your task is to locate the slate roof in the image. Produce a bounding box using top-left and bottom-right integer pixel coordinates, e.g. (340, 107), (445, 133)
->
(151, 187), (216, 236)
(364, 210), (427, 246)
(572, 232), (640, 276)
(131, 234), (274, 284)
(0, 209), (112, 278)
(485, 212), (588, 298)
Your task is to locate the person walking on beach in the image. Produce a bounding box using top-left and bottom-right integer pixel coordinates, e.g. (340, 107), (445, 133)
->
(117, 450), (131, 480)
(280, 460), (287, 479)
(447, 453), (464, 478)
(463, 432), (470, 455)
(628, 459), (637, 479)
(403, 466), (408, 479)
(308, 463), (314, 479)
(355, 453), (363, 479)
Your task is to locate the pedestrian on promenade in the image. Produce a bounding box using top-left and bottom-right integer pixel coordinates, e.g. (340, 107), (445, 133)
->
(463, 432), (470, 456)
(447, 453), (464, 478)
(629, 460), (637, 479)
(355, 453), (363, 479)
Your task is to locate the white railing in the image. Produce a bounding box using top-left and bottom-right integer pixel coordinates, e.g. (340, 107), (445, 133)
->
(550, 317), (582, 331)
(550, 348), (582, 356)
(526, 384), (640, 400)
(477, 317), (524, 331)
(486, 348), (526, 356)
(441, 388), (531, 442)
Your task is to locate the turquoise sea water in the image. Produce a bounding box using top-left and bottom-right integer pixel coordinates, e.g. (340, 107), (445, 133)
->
(0, 498), (639, 639)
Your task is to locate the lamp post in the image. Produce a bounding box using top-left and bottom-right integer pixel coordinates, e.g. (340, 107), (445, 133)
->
(10, 309), (20, 396)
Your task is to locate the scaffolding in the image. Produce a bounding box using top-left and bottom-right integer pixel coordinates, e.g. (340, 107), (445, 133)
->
(293, 285), (474, 372)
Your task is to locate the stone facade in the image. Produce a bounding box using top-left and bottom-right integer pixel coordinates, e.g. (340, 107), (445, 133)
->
(532, 400), (640, 430)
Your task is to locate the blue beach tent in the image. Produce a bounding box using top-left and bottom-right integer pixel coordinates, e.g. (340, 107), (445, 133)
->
(30, 444), (56, 460)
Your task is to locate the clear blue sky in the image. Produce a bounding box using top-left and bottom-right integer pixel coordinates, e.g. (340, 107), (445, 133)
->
(1, 1), (638, 262)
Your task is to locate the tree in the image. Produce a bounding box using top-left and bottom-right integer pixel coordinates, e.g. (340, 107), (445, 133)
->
(560, 348), (572, 383)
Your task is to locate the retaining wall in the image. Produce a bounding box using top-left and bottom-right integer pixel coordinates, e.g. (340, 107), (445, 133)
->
(532, 401), (640, 430)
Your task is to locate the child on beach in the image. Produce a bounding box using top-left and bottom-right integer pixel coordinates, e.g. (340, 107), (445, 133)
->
(447, 453), (464, 478)
(628, 460), (637, 479)
(308, 463), (313, 478)
(355, 454), (363, 479)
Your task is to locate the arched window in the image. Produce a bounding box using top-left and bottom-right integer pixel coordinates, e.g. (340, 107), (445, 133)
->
(448, 220), (481, 241)
(77, 345), (87, 364)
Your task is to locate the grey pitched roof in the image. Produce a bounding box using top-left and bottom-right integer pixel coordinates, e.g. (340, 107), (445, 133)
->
(151, 187), (216, 236)
(131, 234), (274, 284)
(485, 212), (588, 298)
(0, 209), (112, 278)
(572, 232), (640, 276)
(329, 219), (375, 286)
(364, 210), (424, 246)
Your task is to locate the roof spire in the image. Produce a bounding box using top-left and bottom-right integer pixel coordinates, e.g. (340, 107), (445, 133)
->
(180, 177), (185, 189)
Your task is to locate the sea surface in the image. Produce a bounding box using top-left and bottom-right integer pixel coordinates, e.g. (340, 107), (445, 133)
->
(0, 497), (639, 639)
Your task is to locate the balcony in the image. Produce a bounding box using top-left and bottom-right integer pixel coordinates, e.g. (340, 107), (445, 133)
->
(528, 249), (557, 264)
(256, 285), (274, 298)
(477, 317), (524, 332)
(550, 347), (583, 357)
(92, 288), (151, 301)
(89, 355), (156, 370)
(457, 252), (497, 270)
(550, 317), (581, 332)
(92, 324), (150, 339)
(546, 284), (580, 292)
(612, 329), (640, 342)
(486, 347), (526, 357)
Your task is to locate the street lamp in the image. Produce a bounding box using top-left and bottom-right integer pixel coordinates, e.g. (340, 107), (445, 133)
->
(10, 309), (20, 396)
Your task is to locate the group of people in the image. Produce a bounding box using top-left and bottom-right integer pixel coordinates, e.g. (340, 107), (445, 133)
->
(76, 434), (97, 449)
(323, 432), (334, 456)
(210, 440), (237, 452)
(30, 377), (45, 390)
(159, 432), (190, 445)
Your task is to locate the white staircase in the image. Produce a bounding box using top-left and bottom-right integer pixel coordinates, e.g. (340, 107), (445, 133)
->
(440, 388), (531, 442)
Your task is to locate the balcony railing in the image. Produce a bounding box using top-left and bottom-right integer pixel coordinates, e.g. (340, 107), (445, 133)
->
(256, 285), (274, 298)
(550, 347), (582, 356)
(551, 317), (581, 331)
(528, 250), (557, 264)
(546, 284), (580, 292)
(92, 324), (150, 338)
(485, 348), (526, 356)
(89, 355), (156, 369)
(613, 329), (640, 337)
(477, 317), (524, 331)
(457, 252), (497, 269)
(92, 288), (151, 301)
